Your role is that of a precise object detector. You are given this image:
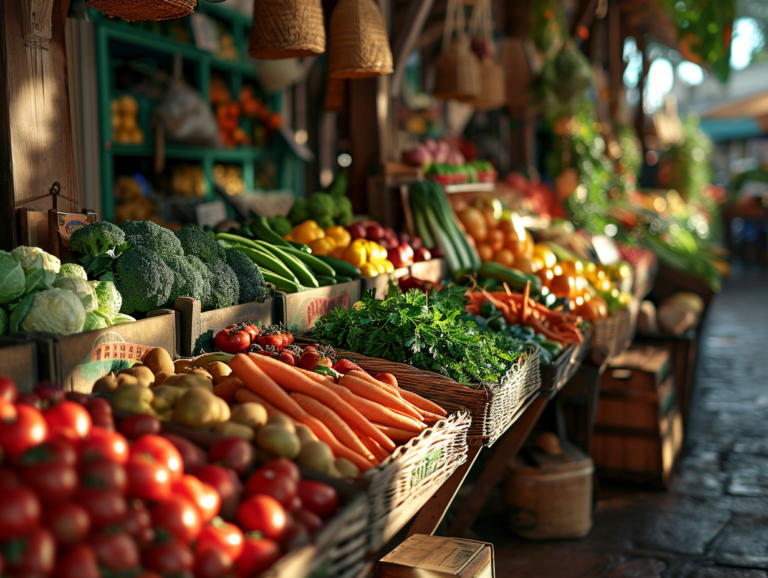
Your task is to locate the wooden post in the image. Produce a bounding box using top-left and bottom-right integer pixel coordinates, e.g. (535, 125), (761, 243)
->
(0, 0), (78, 250)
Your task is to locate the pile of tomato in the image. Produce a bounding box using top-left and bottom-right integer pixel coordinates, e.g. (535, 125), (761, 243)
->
(0, 377), (340, 578)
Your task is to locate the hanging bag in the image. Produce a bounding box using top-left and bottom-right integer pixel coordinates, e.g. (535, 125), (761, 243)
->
(469, 0), (506, 111)
(433, 0), (480, 102)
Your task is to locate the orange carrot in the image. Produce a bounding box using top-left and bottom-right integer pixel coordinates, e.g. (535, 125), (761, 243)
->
(293, 366), (336, 384)
(417, 410), (444, 425)
(348, 370), (403, 398)
(373, 423), (422, 442)
(358, 436), (390, 463)
(338, 374), (423, 420)
(300, 416), (375, 471)
(234, 388), (294, 422)
(291, 393), (374, 460)
(212, 377), (244, 404)
(249, 354), (396, 451)
(323, 381), (426, 432)
(398, 388), (447, 417)
(230, 354), (307, 421)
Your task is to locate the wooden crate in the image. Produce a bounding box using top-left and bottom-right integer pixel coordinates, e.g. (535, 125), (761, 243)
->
(360, 268), (410, 300)
(408, 258), (449, 284)
(276, 281), (361, 332)
(602, 346), (670, 391)
(0, 337), (41, 392)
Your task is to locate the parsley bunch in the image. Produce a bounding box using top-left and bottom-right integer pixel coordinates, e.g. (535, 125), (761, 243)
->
(313, 285), (522, 387)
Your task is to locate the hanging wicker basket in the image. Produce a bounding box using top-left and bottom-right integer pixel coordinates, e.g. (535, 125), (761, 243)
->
(434, 37), (480, 102)
(248, 0), (326, 59)
(324, 78), (347, 113)
(473, 57), (507, 111)
(328, 0), (394, 79)
(87, 0), (195, 21)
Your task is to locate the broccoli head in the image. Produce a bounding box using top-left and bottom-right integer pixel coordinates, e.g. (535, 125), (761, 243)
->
(203, 259), (239, 311)
(59, 263), (88, 281)
(314, 215), (336, 230)
(287, 198), (310, 226)
(70, 221), (126, 256)
(174, 224), (225, 263)
(333, 196), (354, 227)
(120, 220), (183, 261)
(224, 248), (269, 304)
(266, 216), (292, 238)
(187, 256), (213, 308)
(94, 280), (123, 318)
(114, 246), (173, 314)
(308, 193), (335, 223)
(163, 254), (208, 306)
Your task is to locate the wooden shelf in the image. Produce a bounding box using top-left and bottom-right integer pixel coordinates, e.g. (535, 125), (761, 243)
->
(109, 143), (273, 163)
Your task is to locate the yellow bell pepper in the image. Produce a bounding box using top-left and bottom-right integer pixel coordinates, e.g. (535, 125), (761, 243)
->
(366, 241), (387, 261)
(292, 220), (325, 245)
(309, 237), (336, 256)
(343, 239), (367, 268)
(381, 259), (395, 273)
(359, 263), (379, 278)
(370, 260), (387, 274)
(325, 226), (351, 250)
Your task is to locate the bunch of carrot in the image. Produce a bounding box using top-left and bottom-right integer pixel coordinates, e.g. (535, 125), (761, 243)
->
(466, 281), (584, 345)
(221, 353), (447, 472)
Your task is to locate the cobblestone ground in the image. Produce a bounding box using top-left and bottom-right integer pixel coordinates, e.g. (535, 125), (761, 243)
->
(474, 269), (768, 577)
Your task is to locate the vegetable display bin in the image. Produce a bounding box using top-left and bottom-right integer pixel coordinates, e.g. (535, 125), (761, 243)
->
(539, 327), (592, 395)
(591, 297), (640, 362)
(20, 310), (177, 393)
(360, 268), (409, 300)
(175, 297), (276, 357)
(276, 281), (361, 332)
(409, 258), (449, 284)
(0, 336), (41, 392)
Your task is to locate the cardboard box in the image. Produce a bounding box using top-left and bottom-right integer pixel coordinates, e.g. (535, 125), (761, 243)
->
(0, 337), (41, 392)
(20, 310), (177, 393)
(175, 297), (276, 357)
(377, 535), (494, 578)
(361, 268), (410, 300)
(409, 258), (449, 284)
(276, 281), (360, 332)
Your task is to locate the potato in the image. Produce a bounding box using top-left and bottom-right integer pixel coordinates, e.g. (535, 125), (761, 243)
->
(207, 362), (232, 385)
(118, 366), (155, 386)
(174, 360), (193, 374)
(296, 441), (335, 475)
(188, 368), (213, 381)
(213, 396), (231, 423)
(266, 414), (296, 434)
(151, 396), (172, 414)
(142, 348), (174, 375)
(153, 371), (175, 386)
(230, 403), (268, 430)
(111, 384), (154, 413)
(211, 422), (255, 441)
(93, 374), (119, 393)
(173, 388), (219, 428)
(163, 374), (213, 391)
(116, 373), (139, 387)
(257, 425), (300, 459)
(151, 385), (187, 407)
(335, 458), (360, 479)
(295, 423), (317, 445)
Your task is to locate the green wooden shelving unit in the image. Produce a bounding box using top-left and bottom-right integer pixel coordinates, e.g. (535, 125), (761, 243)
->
(92, 4), (304, 221)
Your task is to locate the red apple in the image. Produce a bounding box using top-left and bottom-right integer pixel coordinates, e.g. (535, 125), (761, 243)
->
(366, 224), (385, 241)
(410, 236), (423, 250)
(414, 247), (432, 262)
(347, 222), (367, 240)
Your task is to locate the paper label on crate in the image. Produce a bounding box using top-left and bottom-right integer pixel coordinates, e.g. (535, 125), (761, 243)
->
(305, 294), (350, 327)
(56, 212), (97, 243)
(410, 448), (443, 488)
(91, 342), (154, 362)
(74, 332), (153, 387)
(418, 540), (484, 573)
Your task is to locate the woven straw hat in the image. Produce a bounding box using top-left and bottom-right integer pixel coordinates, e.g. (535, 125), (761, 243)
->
(249, 0), (326, 59)
(87, 0), (195, 21)
(328, 0), (394, 79)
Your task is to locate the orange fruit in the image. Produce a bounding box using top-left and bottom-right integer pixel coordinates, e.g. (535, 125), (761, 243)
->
(477, 243), (494, 262)
(514, 256), (535, 274)
(488, 229), (505, 252)
(493, 249), (515, 268)
(548, 274), (574, 299)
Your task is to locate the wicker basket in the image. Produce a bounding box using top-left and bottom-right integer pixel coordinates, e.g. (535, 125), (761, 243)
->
(248, 0), (326, 60)
(87, 0), (195, 21)
(592, 298), (640, 361)
(539, 327), (592, 394)
(328, 0), (394, 79)
(324, 78), (347, 113)
(434, 41), (481, 102)
(472, 58), (506, 111)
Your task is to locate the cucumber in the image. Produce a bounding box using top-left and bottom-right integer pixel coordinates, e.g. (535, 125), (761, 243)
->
(316, 275), (338, 287)
(271, 246), (320, 288)
(250, 216), (292, 248)
(287, 241), (312, 253)
(478, 262), (541, 292)
(214, 233), (262, 251)
(233, 246), (298, 283)
(335, 275), (353, 283)
(314, 256), (361, 279)
(260, 269), (305, 293)
(282, 247), (337, 278)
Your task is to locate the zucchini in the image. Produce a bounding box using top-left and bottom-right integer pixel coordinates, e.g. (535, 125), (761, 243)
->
(478, 262), (540, 292)
(287, 241), (312, 253)
(316, 275), (338, 287)
(260, 269), (305, 293)
(233, 246), (298, 284)
(250, 216), (292, 248)
(314, 256), (361, 279)
(335, 275), (353, 283)
(271, 246), (320, 288)
(282, 247), (336, 278)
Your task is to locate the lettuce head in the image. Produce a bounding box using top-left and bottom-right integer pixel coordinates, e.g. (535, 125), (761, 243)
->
(53, 277), (98, 314)
(21, 288), (86, 335)
(0, 251), (26, 305)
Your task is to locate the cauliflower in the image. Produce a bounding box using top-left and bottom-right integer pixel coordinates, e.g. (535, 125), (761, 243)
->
(11, 246), (61, 275)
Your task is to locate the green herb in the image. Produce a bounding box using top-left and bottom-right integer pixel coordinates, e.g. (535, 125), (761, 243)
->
(313, 285), (523, 387)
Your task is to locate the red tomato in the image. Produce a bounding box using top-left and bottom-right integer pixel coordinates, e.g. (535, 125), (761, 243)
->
(280, 515), (309, 551)
(0, 468), (20, 489)
(235, 537), (282, 578)
(89, 411), (115, 432)
(297, 480), (339, 519)
(194, 546), (233, 578)
(4, 527), (55, 576)
(193, 464), (241, 522)
(215, 328), (252, 354)
(244, 467), (297, 508)
(0, 404), (48, 460)
(244, 324), (260, 342)
(86, 397), (112, 416)
(197, 519), (244, 560)
(80, 459), (127, 493)
(44, 401), (92, 441)
(151, 497), (201, 543)
(20, 462), (78, 503)
(374, 373), (398, 388)
(43, 502), (90, 545)
(57, 545), (100, 578)
(172, 475), (220, 523)
(122, 501), (154, 548)
(126, 454), (172, 502)
(143, 541), (194, 575)
(293, 508), (323, 537)
(262, 458), (300, 484)
(75, 488), (126, 528)
(161, 433), (207, 473)
(119, 414), (161, 440)
(89, 532), (140, 572)
(131, 434), (183, 482)
(80, 427), (129, 464)
(0, 398), (16, 421)
(208, 438), (254, 476)
(0, 376), (18, 403)
(237, 495), (287, 540)
(18, 437), (77, 466)
(0, 487), (40, 541)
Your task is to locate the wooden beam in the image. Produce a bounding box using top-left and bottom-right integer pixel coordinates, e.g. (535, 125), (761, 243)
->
(391, 0), (436, 96)
(571, 0), (599, 39)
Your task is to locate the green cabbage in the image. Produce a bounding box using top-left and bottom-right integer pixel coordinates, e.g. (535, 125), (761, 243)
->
(11, 246), (61, 275)
(94, 280), (122, 318)
(20, 288), (86, 335)
(0, 251), (26, 305)
(53, 277), (98, 313)
(0, 308), (7, 335)
(83, 311), (109, 332)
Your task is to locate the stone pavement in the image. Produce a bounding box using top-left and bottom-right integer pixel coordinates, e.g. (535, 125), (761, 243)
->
(468, 269), (768, 577)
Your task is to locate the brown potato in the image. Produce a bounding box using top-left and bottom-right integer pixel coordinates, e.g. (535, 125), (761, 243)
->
(118, 366), (155, 387)
(230, 403), (268, 430)
(211, 422), (254, 441)
(174, 360), (193, 374)
(93, 374), (119, 393)
(116, 373), (139, 387)
(188, 368), (213, 381)
(207, 362), (232, 385)
(153, 371), (175, 386)
(142, 348), (174, 375)
(162, 374), (213, 391)
(267, 414), (296, 434)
